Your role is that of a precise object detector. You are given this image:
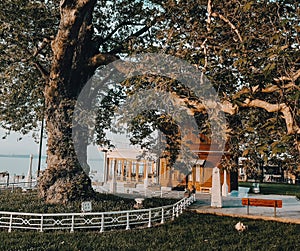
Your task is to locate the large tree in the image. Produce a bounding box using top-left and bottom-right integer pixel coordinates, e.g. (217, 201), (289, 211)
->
(98, 0), (300, 172)
(97, 0), (300, 180)
(1, 0), (299, 203)
(150, 0), (300, 172)
(1, 0), (164, 203)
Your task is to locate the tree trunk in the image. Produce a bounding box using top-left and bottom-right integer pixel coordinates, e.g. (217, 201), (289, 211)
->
(38, 96), (94, 204)
(38, 0), (97, 204)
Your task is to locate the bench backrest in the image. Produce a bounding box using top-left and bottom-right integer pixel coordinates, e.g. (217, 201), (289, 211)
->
(242, 198), (282, 208)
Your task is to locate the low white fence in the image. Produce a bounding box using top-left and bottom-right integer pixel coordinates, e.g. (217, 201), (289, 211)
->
(0, 195), (195, 233)
(0, 181), (37, 191)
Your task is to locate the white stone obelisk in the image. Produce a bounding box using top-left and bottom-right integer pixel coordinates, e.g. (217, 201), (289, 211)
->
(222, 170), (228, 197)
(211, 167), (222, 208)
(26, 154), (33, 189)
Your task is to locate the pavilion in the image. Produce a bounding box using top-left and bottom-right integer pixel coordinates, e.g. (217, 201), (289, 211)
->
(97, 134), (237, 194)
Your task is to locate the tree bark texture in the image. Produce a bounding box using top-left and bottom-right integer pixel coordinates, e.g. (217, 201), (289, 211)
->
(38, 0), (98, 204)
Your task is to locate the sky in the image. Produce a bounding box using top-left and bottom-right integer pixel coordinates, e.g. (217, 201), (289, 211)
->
(0, 128), (46, 156)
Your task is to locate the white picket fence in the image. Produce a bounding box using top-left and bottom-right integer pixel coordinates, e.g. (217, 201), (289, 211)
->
(0, 195), (195, 233)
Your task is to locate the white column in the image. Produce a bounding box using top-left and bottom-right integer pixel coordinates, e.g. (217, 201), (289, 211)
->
(144, 162), (148, 189)
(211, 167), (222, 208)
(110, 159), (117, 193)
(26, 154), (33, 189)
(222, 170), (228, 197)
(102, 151), (108, 183)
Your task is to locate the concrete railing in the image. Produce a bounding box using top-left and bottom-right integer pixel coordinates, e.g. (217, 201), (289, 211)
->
(0, 195), (195, 233)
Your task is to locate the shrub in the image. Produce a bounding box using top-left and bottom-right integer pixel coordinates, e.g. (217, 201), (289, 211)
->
(0, 190), (177, 213)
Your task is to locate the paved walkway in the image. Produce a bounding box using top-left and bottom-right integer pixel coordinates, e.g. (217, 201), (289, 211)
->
(189, 193), (300, 224)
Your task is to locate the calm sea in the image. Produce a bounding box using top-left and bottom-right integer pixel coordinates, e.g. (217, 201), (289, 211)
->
(0, 154), (104, 184)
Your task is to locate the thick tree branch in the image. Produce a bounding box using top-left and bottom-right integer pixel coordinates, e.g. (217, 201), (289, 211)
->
(88, 53), (119, 68)
(21, 37), (54, 63)
(274, 69), (300, 83)
(50, 0), (97, 87)
(93, 21), (143, 47)
(33, 37), (53, 58)
(261, 83), (300, 93)
(19, 43), (50, 81)
(232, 81), (300, 100)
(172, 94), (299, 136)
(240, 98), (300, 135)
(212, 12), (243, 43)
(206, 0), (212, 33)
(109, 19), (157, 55)
(32, 61), (50, 82)
(221, 100), (238, 115)
(113, 60), (299, 136)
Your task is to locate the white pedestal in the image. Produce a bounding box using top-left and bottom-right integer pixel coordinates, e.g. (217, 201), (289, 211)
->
(211, 167), (222, 208)
(222, 170), (228, 197)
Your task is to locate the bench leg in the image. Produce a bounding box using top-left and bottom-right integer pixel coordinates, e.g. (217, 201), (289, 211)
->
(246, 198), (250, 215)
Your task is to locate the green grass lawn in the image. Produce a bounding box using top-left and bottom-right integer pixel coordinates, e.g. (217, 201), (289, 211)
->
(1, 212), (300, 250)
(0, 189), (177, 213)
(239, 181), (300, 196)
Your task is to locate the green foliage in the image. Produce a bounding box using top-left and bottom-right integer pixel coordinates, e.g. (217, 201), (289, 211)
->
(1, 0), (299, 147)
(166, 0), (300, 164)
(0, 0), (58, 133)
(94, 0), (300, 174)
(0, 0), (162, 134)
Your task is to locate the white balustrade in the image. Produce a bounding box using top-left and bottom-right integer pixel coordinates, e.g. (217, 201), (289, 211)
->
(0, 196), (195, 233)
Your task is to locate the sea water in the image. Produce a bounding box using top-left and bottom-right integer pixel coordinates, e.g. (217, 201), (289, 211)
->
(0, 154), (104, 184)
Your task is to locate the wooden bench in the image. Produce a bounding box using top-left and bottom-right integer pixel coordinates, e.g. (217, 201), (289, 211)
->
(199, 187), (211, 194)
(242, 198), (282, 217)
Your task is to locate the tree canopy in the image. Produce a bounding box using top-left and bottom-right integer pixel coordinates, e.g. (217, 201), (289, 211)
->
(96, 0), (300, 171)
(0, 0), (299, 202)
